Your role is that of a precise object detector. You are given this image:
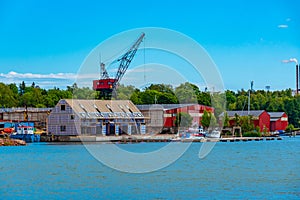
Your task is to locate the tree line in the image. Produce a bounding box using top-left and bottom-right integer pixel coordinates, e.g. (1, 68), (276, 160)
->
(0, 81), (299, 127)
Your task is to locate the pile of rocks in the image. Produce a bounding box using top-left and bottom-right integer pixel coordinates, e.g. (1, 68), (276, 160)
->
(0, 138), (26, 146)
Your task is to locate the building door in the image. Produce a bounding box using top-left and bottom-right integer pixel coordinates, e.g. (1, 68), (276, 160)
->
(108, 123), (115, 136)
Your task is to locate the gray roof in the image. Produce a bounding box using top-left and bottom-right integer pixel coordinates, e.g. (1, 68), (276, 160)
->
(268, 112), (285, 118)
(54, 99), (145, 119)
(0, 107), (52, 113)
(136, 104), (197, 111)
(219, 110), (266, 117)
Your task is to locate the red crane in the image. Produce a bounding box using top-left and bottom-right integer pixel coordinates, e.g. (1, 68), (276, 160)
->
(93, 33), (145, 99)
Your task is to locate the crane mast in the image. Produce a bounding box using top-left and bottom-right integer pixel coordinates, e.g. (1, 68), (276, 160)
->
(93, 33), (145, 99)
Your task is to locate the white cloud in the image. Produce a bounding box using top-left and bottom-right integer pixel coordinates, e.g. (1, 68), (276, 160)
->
(0, 71), (77, 79)
(0, 71), (79, 89)
(278, 24), (288, 28)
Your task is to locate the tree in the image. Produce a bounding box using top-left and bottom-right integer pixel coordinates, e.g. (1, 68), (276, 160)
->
(146, 84), (174, 94)
(175, 82), (198, 104)
(175, 112), (193, 129)
(0, 83), (18, 107)
(198, 91), (211, 106)
(285, 124), (294, 132)
(240, 115), (254, 133)
(19, 81), (26, 95)
(201, 110), (211, 129)
(223, 112), (230, 128)
(234, 113), (240, 126)
(210, 114), (218, 128)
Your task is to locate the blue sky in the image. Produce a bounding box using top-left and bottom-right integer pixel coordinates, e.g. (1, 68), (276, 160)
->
(0, 0), (299, 91)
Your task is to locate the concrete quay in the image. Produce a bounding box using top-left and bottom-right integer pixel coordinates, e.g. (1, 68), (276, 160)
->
(41, 134), (282, 143)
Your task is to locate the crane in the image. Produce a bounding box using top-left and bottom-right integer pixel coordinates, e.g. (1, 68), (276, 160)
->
(93, 33), (145, 99)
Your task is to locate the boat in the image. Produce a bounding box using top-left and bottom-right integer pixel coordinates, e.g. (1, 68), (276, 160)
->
(205, 129), (221, 138)
(10, 124), (40, 143)
(0, 122), (15, 134)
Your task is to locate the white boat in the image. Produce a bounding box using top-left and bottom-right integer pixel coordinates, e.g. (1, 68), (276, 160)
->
(205, 130), (221, 138)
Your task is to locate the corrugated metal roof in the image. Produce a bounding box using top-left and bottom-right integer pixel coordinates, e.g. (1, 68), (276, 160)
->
(61, 99), (144, 119)
(65, 99), (141, 113)
(219, 110), (266, 117)
(268, 112), (285, 118)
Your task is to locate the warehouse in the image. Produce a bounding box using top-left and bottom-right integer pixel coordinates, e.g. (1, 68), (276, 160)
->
(0, 107), (51, 128)
(48, 99), (146, 136)
(268, 112), (288, 132)
(137, 104), (214, 133)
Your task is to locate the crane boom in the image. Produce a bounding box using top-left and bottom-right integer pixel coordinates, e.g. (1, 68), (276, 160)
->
(93, 33), (145, 99)
(114, 33), (145, 87)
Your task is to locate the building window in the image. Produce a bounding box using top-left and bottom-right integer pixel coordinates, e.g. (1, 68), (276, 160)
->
(61, 105), (66, 111)
(60, 125), (66, 132)
(70, 115), (75, 120)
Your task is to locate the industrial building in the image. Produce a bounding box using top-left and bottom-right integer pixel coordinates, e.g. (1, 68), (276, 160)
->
(137, 104), (214, 133)
(219, 110), (289, 132)
(47, 99), (146, 136)
(268, 112), (288, 132)
(0, 107), (51, 128)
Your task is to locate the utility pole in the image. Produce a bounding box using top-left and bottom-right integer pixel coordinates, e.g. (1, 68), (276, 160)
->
(248, 81), (253, 115)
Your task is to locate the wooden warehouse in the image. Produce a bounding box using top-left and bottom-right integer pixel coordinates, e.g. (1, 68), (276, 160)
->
(0, 107), (51, 128)
(47, 99), (146, 136)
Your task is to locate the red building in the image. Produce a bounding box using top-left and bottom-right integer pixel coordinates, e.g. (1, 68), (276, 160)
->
(269, 112), (288, 131)
(220, 110), (270, 132)
(137, 104), (214, 129)
(162, 104), (214, 127)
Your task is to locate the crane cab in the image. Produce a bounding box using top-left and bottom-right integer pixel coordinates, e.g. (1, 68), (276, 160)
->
(93, 79), (117, 91)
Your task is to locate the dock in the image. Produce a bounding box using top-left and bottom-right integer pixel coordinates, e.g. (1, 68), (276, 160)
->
(41, 134), (283, 143)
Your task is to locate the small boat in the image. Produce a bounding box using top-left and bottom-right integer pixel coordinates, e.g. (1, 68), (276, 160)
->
(188, 133), (205, 139)
(10, 124), (40, 143)
(205, 129), (221, 138)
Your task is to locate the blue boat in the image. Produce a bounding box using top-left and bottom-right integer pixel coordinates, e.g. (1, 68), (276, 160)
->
(10, 123), (40, 143)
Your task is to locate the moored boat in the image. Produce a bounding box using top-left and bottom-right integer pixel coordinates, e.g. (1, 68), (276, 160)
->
(205, 129), (221, 138)
(10, 124), (40, 143)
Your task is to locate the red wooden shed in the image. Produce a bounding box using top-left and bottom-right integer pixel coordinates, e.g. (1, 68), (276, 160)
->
(268, 112), (288, 132)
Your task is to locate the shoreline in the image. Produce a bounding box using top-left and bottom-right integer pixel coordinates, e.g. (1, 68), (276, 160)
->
(0, 138), (26, 146)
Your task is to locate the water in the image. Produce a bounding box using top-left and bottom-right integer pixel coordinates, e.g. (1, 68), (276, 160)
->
(0, 137), (299, 199)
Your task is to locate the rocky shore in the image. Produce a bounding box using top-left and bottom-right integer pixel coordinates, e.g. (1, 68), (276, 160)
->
(0, 138), (26, 146)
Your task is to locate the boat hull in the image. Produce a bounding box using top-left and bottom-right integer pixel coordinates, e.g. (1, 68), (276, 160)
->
(10, 134), (40, 143)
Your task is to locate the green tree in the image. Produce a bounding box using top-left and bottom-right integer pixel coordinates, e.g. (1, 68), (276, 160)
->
(175, 82), (198, 104)
(240, 115), (254, 133)
(285, 124), (294, 132)
(201, 110), (211, 129)
(175, 112), (193, 129)
(234, 113), (240, 126)
(0, 83), (17, 107)
(223, 112), (230, 128)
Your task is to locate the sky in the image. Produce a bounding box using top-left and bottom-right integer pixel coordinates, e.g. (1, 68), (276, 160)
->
(0, 0), (299, 91)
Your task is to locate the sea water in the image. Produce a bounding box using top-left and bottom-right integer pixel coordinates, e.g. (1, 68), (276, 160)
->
(0, 137), (299, 199)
